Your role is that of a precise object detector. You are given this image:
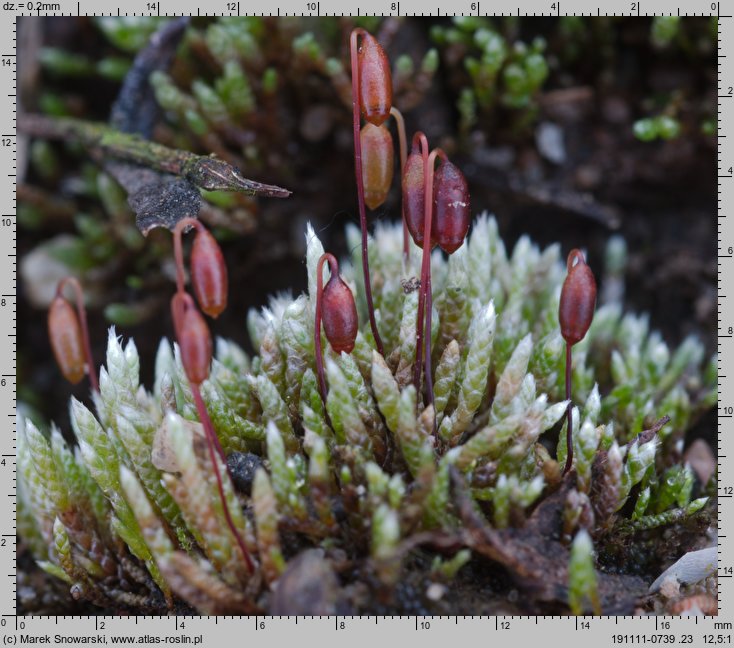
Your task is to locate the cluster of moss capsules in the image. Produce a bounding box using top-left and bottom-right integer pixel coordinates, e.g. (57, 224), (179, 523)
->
(20, 26), (717, 616)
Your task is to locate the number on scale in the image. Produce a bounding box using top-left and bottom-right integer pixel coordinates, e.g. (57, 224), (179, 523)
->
(26, 2), (63, 10)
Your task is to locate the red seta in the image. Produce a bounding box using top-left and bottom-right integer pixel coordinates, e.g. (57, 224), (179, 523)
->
(169, 291), (255, 574)
(406, 132), (470, 424)
(350, 28), (389, 356)
(558, 249), (597, 475)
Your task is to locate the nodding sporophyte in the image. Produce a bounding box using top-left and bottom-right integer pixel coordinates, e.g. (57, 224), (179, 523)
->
(350, 28), (393, 356)
(403, 131), (470, 424)
(169, 222), (254, 574)
(313, 252), (359, 406)
(48, 277), (98, 393)
(173, 217), (228, 319)
(559, 249), (597, 475)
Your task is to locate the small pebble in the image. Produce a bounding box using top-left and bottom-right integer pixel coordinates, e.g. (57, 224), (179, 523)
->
(649, 547), (717, 593)
(536, 122), (566, 165)
(684, 439), (716, 486)
(270, 549), (340, 615)
(426, 583), (446, 601)
(227, 452), (264, 496)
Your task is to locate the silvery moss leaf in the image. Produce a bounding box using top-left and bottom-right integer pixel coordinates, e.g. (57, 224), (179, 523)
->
(19, 215), (715, 615)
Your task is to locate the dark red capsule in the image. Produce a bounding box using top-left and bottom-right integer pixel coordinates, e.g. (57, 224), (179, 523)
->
(190, 226), (228, 319)
(321, 275), (359, 354)
(179, 304), (213, 385)
(402, 147), (428, 248)
(432, 160), (470, 255)
(48, 295), (85, 384)
(358, 32), (392, 126)
(559, 249), (597, 346)
(361, 123), (394, 211)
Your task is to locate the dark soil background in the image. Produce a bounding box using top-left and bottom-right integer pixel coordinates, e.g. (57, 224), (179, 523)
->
(17, 16), (716, 445)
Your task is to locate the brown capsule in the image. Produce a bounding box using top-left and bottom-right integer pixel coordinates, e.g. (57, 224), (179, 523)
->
(321, 275), (358, 354)
(361, 123), (394, 211)
(48, 295), (85, 384)
(402, 147), (428, 248)
(190, 226), (228, 318)
(559, 249), (597, 346)
(432, 160), (470, 254)
(179, 304), (213, 385)
(358, 32), (392, 126)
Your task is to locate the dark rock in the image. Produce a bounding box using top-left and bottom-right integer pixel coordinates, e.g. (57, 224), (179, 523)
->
(226, 452), (264, 496)
(270, 549), (340, 615)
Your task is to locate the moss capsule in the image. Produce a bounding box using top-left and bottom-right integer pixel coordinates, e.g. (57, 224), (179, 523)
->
(559, 249), (597, 346)
(358, 32), (392, 126)
(432, 160), (470, 254)
(321, 274), (358, 354)
(190, 226), (228, 318)
(179, 302), (213, 385)
(48, 295), (85, 385)
(361, 123), (394, 210)
(402, 147), (428, 248)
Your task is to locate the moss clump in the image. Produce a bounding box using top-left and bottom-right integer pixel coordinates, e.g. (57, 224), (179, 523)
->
(18, 215), (716, 614)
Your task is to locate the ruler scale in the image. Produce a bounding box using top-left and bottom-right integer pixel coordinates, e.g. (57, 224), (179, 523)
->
(3, 10), (16, 624)
(7, 2), (731, 645)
